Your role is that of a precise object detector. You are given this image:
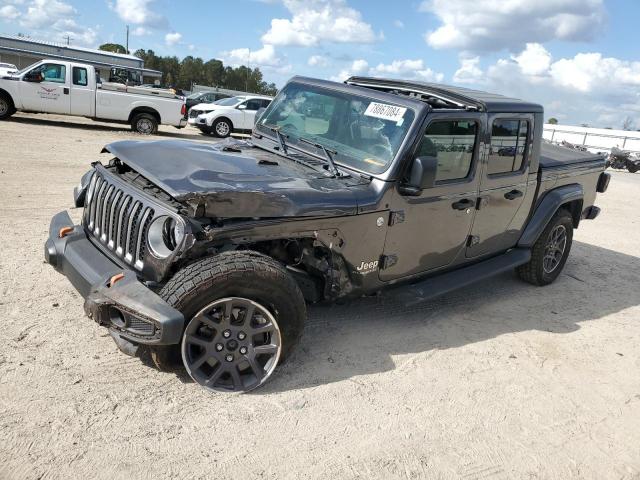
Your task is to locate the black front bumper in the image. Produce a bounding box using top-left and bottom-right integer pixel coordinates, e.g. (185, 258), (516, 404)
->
(44, 210), (184, 345)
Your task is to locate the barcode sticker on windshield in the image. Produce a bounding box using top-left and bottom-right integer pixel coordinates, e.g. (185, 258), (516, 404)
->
(364, 102), (407, 124)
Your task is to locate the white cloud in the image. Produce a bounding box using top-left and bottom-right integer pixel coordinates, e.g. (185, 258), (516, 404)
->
(131, 26), (151, 36)
(308, 55), (329, 67)
(164, 32), (182, 46)
(421, 0), (606, 52)
(223, 44), (289, 72)
(332, 58), (444, 83)
(262, 0), (377, 47)
(453, 56), (482, 84)
(371, 59), (444, 82)
(393, 19), (404, 28)
(456, 44), (640, 126)
(351, 59), (369, 74)
(512, 43), (552, 76)
(8, 0), (99, 47)
(0, 4), (19, 19)
(20, 0), (74, 29)
(112, 0), (167, 28)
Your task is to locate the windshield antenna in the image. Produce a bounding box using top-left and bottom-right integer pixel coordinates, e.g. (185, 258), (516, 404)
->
(299, 137), (341, 177)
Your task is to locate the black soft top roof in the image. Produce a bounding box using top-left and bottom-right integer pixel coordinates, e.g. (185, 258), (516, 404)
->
(346, 76), (544, 114)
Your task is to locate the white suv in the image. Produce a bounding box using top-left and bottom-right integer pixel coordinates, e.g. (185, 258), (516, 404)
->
(189, 95), (273, 137)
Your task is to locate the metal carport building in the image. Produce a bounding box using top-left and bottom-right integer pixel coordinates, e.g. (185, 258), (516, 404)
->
(0, 34), (162, 83)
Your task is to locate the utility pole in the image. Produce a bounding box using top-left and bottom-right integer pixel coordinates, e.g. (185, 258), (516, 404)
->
(126, 25), (129, 53)
(63, 35), (71, 45)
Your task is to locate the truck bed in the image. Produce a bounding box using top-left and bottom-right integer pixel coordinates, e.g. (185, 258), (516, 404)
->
(539, 141), (605, 168)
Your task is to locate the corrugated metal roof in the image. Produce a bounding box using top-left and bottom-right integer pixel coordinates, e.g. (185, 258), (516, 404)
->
(0, 33), (141, 62)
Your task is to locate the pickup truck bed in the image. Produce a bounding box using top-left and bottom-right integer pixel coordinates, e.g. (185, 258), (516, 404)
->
(539, 141), (605, 168)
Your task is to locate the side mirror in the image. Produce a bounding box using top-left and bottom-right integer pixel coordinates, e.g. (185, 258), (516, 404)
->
(237, 104), (247, 110)
(254, 107), (266, 126)
(24, 71), (43, 83)
(399, 156), (438, 196)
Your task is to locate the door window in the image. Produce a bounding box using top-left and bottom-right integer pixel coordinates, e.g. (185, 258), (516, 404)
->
(417, 120), (478, 183)
(244, 99), (263, 111)
(72, 67), (88, 86)
(488, 120), (529, 175)
(31, 63), (66, 83)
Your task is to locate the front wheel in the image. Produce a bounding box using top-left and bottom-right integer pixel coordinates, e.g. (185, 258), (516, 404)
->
(158, 251), (306, 393)
(212, 118), (232, 138)
(628, 163), (639, 173)
(131, 113), (158, 135)
(517, 209), (574, 286)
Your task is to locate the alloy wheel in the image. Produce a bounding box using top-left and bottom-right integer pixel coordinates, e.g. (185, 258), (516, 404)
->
(215, 121), (230, 136)
(543, 224), (567, 274)
(181, 297), (282, 393)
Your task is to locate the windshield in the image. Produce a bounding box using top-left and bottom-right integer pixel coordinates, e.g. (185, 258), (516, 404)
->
(215, 97), (244, 106)
(187, 92), (204, 99)
(256, 83), (415, 174)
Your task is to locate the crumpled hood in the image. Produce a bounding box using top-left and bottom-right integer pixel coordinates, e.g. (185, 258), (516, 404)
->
(102, 139), (370, 218)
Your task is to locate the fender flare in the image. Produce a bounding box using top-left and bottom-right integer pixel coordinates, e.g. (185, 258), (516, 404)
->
(518, 184), (583, 248)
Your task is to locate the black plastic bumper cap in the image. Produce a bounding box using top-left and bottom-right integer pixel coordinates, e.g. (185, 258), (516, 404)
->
(44, 238), (58, 269)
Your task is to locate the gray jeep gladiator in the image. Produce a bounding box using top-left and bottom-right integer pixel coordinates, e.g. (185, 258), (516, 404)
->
(45, 76), (610, 393)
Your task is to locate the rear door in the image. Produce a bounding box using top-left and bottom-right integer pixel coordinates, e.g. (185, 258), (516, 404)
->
(466, 114), (535, 257)
(380, 113), (483, 281)
(69, 65), (94, 117)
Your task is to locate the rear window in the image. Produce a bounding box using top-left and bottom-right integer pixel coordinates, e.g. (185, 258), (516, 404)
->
(72, 67), (88, 86)
(488, 120), (530, 175)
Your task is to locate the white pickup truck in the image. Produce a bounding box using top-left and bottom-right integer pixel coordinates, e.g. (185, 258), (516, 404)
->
(0, 60), (187, 134)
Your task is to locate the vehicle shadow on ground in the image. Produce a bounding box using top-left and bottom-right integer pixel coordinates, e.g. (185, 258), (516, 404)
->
(257, 240), (639, 393)
(6, 115), (216, 142)
(146, 240), (639, 392)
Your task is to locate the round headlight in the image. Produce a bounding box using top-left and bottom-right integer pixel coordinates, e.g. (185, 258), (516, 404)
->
(148, 216), (185, 258)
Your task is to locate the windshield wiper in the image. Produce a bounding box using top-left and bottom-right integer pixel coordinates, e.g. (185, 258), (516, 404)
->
(262, 123), (288, 155)
(298, 137), (341, 177)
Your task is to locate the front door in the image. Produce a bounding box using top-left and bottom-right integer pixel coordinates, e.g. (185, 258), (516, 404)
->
(380, 114), (483, 281)
(19, 62), (70, 114)
(466, 115), (534, 257)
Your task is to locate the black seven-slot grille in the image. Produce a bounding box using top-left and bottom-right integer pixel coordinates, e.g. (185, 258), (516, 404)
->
(84, 168), (156, 271)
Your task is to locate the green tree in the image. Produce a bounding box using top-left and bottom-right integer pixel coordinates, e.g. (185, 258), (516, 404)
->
(100, 43), (128, 54)
(547, 117), (558, 125)
(131, 48), (278, 94)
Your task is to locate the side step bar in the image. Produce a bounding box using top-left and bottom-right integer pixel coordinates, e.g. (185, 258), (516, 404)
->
(390, 248), (531, 306)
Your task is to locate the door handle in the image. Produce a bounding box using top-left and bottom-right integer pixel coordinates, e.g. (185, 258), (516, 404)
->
(452, 198), (475, 211)
(63, 87), (69, 95)
(504, 190), (523, 200)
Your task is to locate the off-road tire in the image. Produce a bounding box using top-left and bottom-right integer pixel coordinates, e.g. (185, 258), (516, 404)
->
(131, 112), (158, 135)
(0, 94), (14, 120)
(153, 251), (306, 381)
(212, 118), (232, 138)
(517, 208), (574, 286)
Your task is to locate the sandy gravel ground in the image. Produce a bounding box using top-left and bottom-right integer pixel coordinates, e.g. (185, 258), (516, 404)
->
(1, 113), (639, 480)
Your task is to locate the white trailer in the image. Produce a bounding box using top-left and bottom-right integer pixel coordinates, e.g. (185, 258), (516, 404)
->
(0, 59), (186, 134)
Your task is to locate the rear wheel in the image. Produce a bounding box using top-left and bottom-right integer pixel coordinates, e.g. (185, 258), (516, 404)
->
(131, 113), (158, 135)
(158, 251), (306, 393)
(517, 209), (574, 286)
(628, 163), (639, 173)
(213, 118), (232, 138)
(0, 94), (14, 120)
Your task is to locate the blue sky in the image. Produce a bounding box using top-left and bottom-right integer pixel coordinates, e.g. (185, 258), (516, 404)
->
(1, 0), (639, 128)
